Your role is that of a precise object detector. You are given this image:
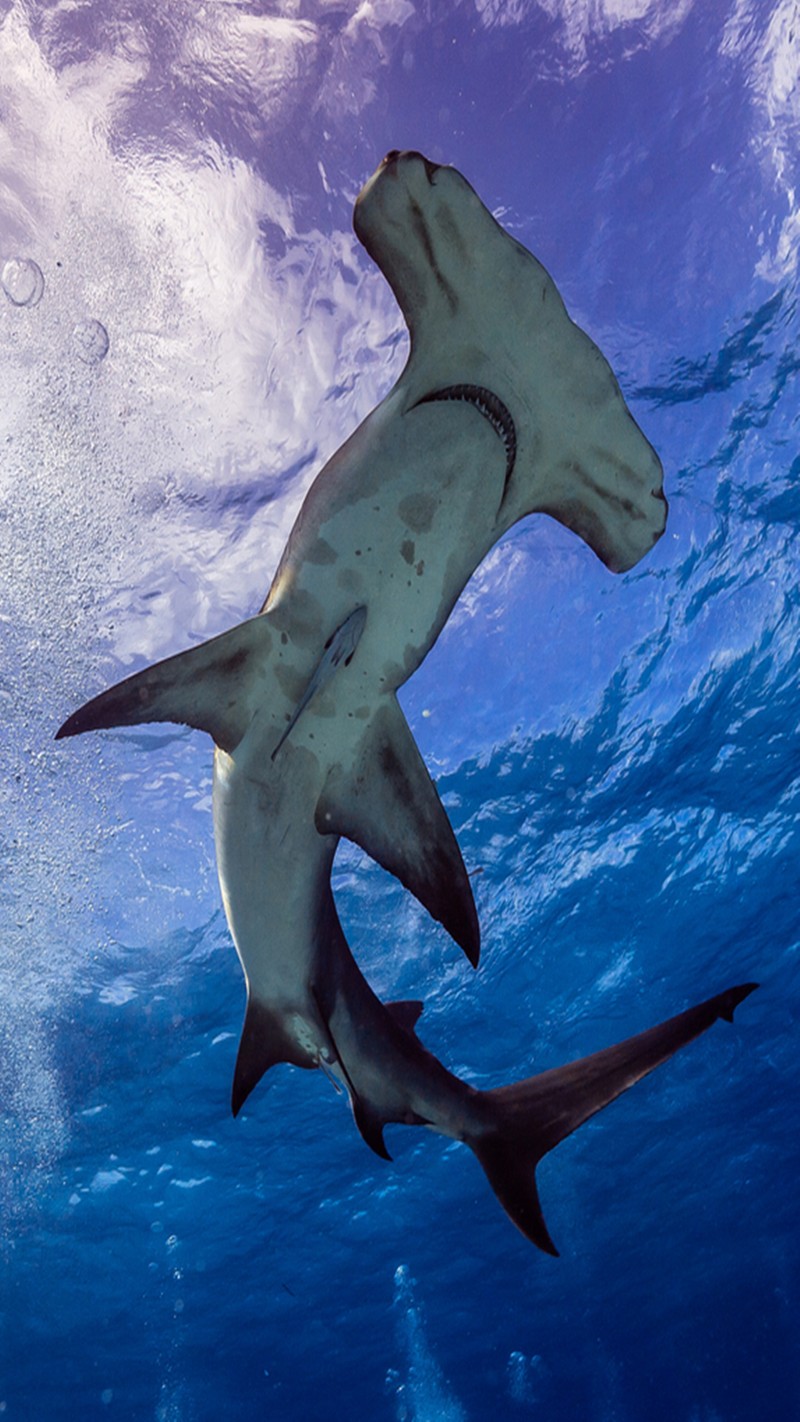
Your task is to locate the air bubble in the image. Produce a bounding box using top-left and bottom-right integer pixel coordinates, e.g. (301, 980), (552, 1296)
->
(2, 257), (45, 307)
(73, 318), (109, 365)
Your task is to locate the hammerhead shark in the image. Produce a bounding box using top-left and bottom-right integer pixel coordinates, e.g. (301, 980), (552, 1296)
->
(58, 151), (755, 1252)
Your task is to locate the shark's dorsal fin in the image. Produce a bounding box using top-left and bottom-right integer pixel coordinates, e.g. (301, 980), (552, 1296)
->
(315, 696), (479, 966)
(56, 615), (274, 754)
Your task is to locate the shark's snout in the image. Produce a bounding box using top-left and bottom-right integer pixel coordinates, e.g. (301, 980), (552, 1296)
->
(354, 150), (446, 287)
(380, 149), (440, 183)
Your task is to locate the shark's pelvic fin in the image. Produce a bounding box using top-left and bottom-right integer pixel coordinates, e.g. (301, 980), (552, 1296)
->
(55, 615), (274, 753)
(469, 982), (759, 1253)
(315, 696), (480, 966)
(271, 604), (367, 761)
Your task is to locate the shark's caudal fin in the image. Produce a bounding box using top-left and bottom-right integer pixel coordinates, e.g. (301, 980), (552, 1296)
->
(55, 615), (274, 753)
(469, 982), (758, 1254)
(315, 694), (480, 965)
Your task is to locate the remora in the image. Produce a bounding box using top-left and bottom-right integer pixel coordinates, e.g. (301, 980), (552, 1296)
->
(58, 151), (756, 1252)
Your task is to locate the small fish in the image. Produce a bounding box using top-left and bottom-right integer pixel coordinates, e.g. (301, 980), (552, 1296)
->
(271, 605), (367, 761)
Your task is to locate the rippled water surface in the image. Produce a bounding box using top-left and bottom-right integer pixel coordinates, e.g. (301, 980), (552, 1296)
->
(1, 2), (798, 1418)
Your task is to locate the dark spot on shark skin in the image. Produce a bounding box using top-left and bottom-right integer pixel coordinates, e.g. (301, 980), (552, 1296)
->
(217, 648), (249, 676)
(306, 537), (337, 566)
(274, 663), (308, 704)
(401, 539), (415, 564)
(398, 493), (436, 533)
(281, 632), (288, 645)
(378, 735), (412, 800)
(415, 560), (425, 576)
(379, 658), (405, 690)
(310, 694), (336, 721)
(338, 568), (363, 594)
(269, 589), (323, 648)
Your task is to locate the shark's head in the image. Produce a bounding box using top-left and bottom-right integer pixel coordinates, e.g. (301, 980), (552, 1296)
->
(354, 149), (667, 575)
(354, 150), (491, 329)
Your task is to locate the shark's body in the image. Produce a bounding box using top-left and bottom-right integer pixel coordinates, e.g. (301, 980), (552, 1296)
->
(58, 152), (755, 1251)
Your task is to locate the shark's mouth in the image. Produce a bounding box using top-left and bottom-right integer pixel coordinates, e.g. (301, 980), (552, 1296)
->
(410, 383), (517, 505)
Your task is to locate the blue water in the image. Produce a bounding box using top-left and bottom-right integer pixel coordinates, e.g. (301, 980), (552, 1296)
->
(1, 0), (798, 1417)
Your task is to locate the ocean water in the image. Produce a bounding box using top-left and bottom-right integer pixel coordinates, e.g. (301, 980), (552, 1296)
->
(0, 1), (798, 1418)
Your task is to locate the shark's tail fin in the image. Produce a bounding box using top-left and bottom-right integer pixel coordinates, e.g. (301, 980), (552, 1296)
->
(469, 983), (758, 1254)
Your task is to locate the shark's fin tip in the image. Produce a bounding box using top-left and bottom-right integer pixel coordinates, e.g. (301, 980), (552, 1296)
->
(471, 1133), (559, 1256)
(353, 1098), (392, 1160)
(469, 980), (758, 1253)
(232, 994), (316, 1118)
(719, 981), (759, 1022)
(316, 696), (478, 962)
(55, 615), (273, 751)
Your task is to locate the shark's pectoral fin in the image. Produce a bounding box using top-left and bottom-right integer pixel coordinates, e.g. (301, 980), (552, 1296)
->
(232, 994), (319, 1116)
(470, 982), (758, 1253)
(56, 615), (274, 753)
(315, 696), (479, 966)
